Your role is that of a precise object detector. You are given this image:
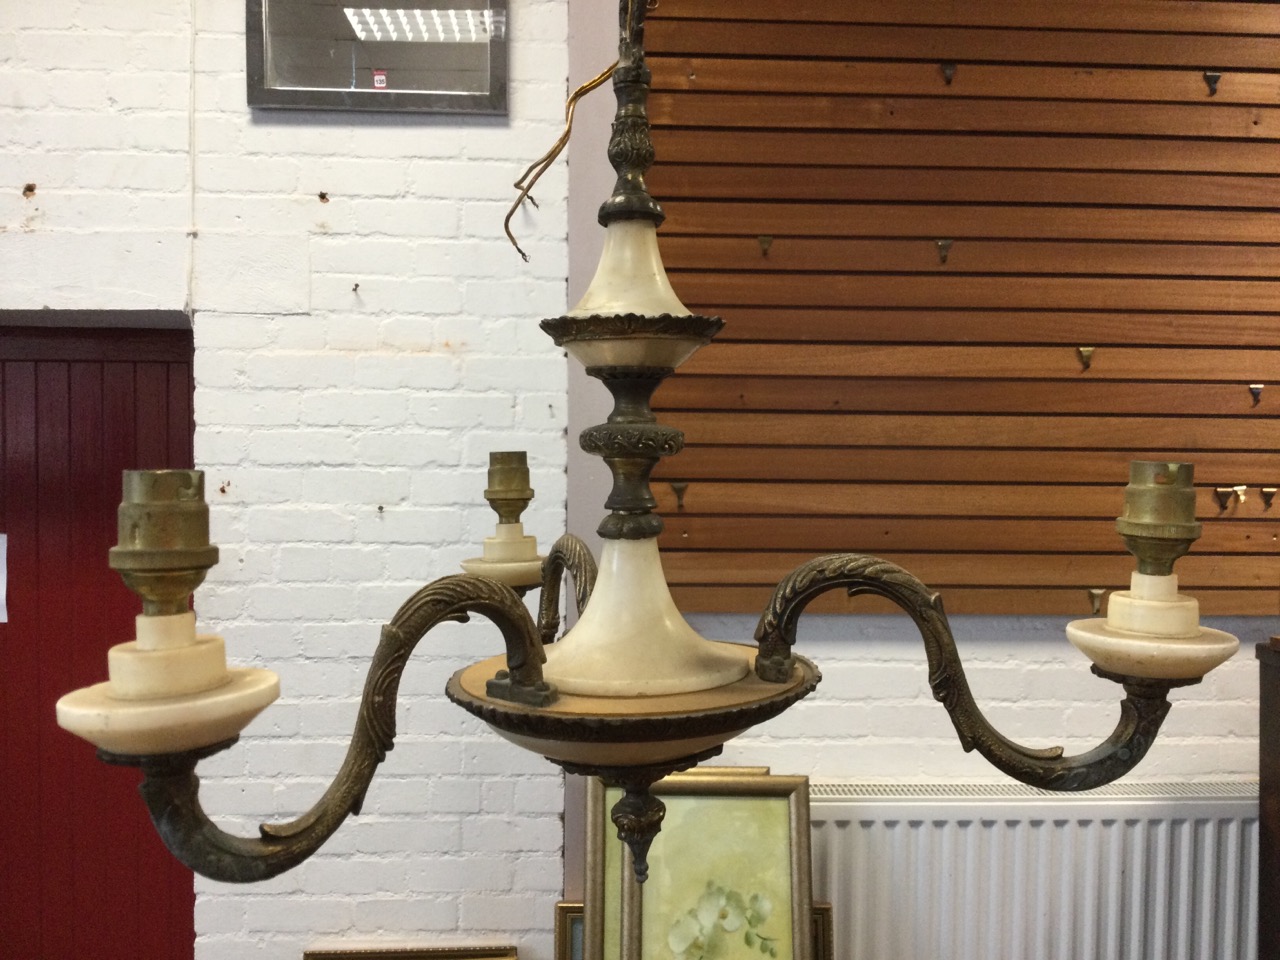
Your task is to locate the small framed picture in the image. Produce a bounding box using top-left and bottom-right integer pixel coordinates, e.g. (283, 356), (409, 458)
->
(246, 0), (509, 113)
(556, 902), (832, 960)
(586, 768), (814, 960)
(304, 949), (517, 960)
(555, 902), (586, 960)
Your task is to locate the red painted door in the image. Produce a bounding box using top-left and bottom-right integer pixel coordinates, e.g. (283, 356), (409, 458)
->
(0, 326), (196, 960)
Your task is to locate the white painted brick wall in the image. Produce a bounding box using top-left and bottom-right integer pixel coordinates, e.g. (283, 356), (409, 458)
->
(4, 1), (570, 959)
(690, 613), (1262, 784)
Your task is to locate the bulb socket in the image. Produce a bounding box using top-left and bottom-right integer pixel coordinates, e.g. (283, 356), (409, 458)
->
(108, 470), (219, 616)
(1115, 461), (1202, 576)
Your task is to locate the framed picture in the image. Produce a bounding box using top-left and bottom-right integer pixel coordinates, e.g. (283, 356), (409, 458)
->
(304, 949), (516, 960)
(557, 902), (832, 960)
(555, 902), (586, 960)
(587, 768), (813, 960)
(246, 0), (509, 113)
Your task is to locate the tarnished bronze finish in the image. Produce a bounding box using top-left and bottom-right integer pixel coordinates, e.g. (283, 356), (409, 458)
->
(484, 451), (534, 525)
(755, 554), (1195, 791)
(576, 366), (682, 540)
(447, 654), (819, 747)
(1115, 461), (1203, 575)
(540, 313), (724, 349)
(96, 574), (550, 882)
(559, 747), (723, 883)
(537, 534), (599, 647)
(108, 470), (219, 616)
(597, 0), (662, 225)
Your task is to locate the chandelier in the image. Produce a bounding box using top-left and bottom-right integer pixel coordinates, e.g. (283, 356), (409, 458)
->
(56, 0), (1239, 949)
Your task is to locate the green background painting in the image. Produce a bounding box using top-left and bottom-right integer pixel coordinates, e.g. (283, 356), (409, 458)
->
(603, 788), (795, 960)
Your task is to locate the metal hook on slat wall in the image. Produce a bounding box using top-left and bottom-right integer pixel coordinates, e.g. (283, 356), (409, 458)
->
(669, 481), (689, 510)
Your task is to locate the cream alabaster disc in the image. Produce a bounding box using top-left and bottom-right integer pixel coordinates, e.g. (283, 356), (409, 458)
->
(460, 557), (544, 588)
(1066, 619), (1238, 681)
(461, 522), (543, 588)
(1066, 571), (1238, 680)
(56, 667), (279, 755)
(542, 537), (748, 696)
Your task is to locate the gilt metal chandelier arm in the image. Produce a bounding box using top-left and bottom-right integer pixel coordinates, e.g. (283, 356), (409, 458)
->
(103, 574), (552, 883)
(754, 554), (1194, 791)
(537, 534), (599, 647)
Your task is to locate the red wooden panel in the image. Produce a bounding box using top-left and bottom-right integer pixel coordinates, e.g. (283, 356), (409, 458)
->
(1, 361), (41, 957)
(0, 330), (195, 960)
(68, 361), (111, 955)
(135, 362), (172, 470)
(36, 361), (76, 957)
(100, 360), (147, 953)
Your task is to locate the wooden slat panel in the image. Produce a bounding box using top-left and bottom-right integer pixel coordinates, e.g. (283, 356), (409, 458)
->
(664, 413), (1277, 451)
(651, 168), (1280, 210)
(653, 0), (1280, 36)
(681, 345), (1280, 382)
(660, 237), (1280, 276)
(698, 309), (1279, 347)
(655, 130), (1280, 175)
(670, 586), (1280, 617)
(655, 378), (1272, 417)
(655, 448), (1280, 485)
(659, 516), (1278, 554)
(663, 203), (1276, 242)
(646, 20), (1280, 70)
(662, 551), (1280, 589)
(651, 92), (1280, 140)
(674, 274), (1280, 312)
(651, 58), (1280, 105)
(652, 483), (1277, 518)
(646, 2), (1279, 617)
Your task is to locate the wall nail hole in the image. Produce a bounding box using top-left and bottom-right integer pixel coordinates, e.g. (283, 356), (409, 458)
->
(218, 481), (231, 494)
(318, 191), (329, 202)
(22, 183), (36, 198)
(377, 505), (384, 513)
(352, 282), (360, 293)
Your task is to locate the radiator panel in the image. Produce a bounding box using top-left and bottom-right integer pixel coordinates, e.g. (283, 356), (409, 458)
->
(809, 782), (1258, 960)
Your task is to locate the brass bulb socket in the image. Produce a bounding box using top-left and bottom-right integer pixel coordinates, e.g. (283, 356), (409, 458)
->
(108, 470), (219, 616)
(1114, 460), (1202, 575)
(484, 451), (534, 525)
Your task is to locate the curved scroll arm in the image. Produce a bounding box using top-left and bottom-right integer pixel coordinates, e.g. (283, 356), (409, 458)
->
(537, 534), (599, 647)
(109, 574), (547, 883)
(753, 554), (1196, 791)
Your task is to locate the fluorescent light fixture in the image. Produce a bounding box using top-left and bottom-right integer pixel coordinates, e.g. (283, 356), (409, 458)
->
(343, 7), (507, 42)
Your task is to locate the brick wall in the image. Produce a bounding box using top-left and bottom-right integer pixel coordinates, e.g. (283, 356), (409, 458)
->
(692, 614), (1261, 782)
(3, 1), (570, 959)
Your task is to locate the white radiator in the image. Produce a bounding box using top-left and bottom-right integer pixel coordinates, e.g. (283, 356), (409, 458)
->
(809, 781), (1258, 960)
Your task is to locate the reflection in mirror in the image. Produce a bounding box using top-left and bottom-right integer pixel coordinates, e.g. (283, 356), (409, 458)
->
(248, 0), (508, 113)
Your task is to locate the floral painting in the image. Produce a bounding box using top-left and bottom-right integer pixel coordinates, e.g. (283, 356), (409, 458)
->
(592, 770), (812, 960)
(646, 795), (794, 960)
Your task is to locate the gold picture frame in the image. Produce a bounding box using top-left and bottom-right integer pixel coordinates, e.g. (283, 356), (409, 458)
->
(556, 902), (833, 960)
(586, 768), (814, 960)
(304, 949), (517, 960)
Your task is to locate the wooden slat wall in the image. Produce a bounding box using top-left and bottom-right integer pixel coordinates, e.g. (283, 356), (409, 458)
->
(644, 0), (1280, 616)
